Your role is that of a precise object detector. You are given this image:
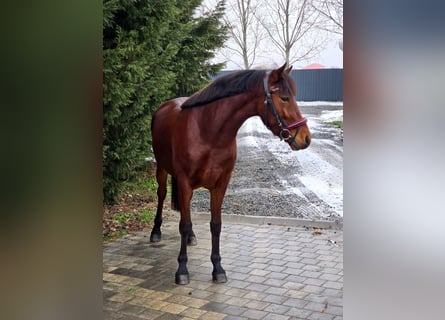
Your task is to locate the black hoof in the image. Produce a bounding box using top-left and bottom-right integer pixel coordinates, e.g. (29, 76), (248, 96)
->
(175, 273), (190, 285)
(150, 232), (161, 242)
(187, 235), (197, 246)
(212, 272), (227, 283)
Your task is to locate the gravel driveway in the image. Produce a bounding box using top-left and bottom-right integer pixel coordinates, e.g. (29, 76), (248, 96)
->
(190, 103), (343, 224)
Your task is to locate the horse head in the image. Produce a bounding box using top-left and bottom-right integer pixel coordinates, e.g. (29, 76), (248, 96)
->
(262, 64), (311, 150)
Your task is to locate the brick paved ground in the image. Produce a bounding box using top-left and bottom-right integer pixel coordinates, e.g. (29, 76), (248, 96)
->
(103, 214), (343, 319)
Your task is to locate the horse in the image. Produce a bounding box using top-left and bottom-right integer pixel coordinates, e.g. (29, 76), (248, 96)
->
(149, 63), (311, 285)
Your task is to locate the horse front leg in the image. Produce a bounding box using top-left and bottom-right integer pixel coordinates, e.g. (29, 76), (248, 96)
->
(175, 180), (194, 285)
(150, 168), (167, 242)
(210, 186), (228, 283)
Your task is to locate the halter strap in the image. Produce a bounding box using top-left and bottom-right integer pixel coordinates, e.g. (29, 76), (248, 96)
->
(286, 117), (307, 130)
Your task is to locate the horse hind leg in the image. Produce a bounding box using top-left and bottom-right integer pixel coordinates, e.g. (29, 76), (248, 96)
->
(188, 227), (197, 246)
(210, 186), (228, 283)
(175, 178), (194, 285)
(150, 168), (168, 242)
(171, 176), (197, 246)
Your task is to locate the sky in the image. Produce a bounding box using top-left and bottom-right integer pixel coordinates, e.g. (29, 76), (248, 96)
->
(215, 39), (343, 70)
(316, 40), (344, 68)
(204, 0), (343, 70)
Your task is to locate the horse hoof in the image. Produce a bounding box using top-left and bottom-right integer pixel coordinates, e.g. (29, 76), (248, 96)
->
(150, 232), (161, 242)
(187, 235), (197, 246)
(175, 273), (190, 285)
(212, 272), (227, 283)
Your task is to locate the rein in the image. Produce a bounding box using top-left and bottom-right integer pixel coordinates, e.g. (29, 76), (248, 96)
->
(263, 71), (307, 147)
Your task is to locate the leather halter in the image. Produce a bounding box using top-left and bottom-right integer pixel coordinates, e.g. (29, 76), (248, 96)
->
(263, 71), (307, 148)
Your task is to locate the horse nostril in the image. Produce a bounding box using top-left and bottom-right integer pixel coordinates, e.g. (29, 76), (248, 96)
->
(305, 135), (311, 146)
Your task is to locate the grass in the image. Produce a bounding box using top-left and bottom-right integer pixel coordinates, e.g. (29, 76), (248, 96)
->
(122, 174), (158, 197)
(330, 120), (343, 129)
(103, 229), (127, 242)
(127, 286), (140, 292)
(113, 212), (133, 223)
(140, 208), (155, 223)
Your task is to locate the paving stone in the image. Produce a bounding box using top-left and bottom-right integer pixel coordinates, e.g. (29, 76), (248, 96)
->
(108, 292), (134, 303)
(263, 303), (291, 314)
(324, 305), (343, 317)
(300, 265), (321, 273)
(302, 285), (325, 294)
(282, 281), (305, 290)
(103, 219), (343, 320)
(228, 272), (250, 281)
(267, 272), (289, 280)
(286, 307), (313, 318)
(265, 286), (288, 296)
(119, 304), (146, 315)
(240, 308), (269, 319)
(202, 301), (230, 314)
(324, 281), (343, 290)
(224, 287), (250, 298)
(243, 291), (268, 301)
(263, 314), (291, 320)
(265, 265), (286, 273)
(244, 299), (270, 311)
(301, 270), (322, 278)
(322, 288), (343, 298)
(153, 313), (183, 320)
(138, 309), (165, 320)
(282, 297), (308, 309)
(284, 289), (309, 299)
(319, 273), (341, 282)
(262, 294), (289, 304)
(223, 316), (248, 320)
(103, 310), (124, 319)
(304, 301), (329, 313)
(162, 302), (189, 314)
(307, 313), (335, 320)
(269, 259), (288, 266)
(245, 275), (266, 283)
(207, 293), (231, 303)
(263, 278), (287, 287)
(225, 296), (252, 308)
(223, 305), (249, 316)
(303, 278), (326, 287)
(199, 311), (226, 320)
(226, 280), (250, 289)
(245, 283), (270, 292)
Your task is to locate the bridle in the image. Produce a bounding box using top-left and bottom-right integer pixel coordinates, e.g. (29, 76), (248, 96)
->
(263, 71), (307, 149)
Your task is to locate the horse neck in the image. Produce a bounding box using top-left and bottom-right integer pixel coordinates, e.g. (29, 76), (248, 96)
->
(201, 91), (262, 142)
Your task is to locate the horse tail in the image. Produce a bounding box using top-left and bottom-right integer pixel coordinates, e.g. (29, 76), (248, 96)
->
(171, 176), (180, 211)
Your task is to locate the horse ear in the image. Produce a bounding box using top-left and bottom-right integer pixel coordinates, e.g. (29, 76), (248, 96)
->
(277, 63), (287, 75)
(286, 65), (293, 74)
(270, 63), (288, 82)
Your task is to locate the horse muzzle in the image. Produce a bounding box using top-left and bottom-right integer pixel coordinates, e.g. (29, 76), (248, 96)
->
(280, 119), (311, 150)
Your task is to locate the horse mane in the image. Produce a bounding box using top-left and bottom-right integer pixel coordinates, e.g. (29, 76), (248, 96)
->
(181, 69), (266, 109)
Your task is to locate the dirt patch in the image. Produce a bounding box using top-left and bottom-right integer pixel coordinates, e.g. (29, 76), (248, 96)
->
(103, 171), (157, 241)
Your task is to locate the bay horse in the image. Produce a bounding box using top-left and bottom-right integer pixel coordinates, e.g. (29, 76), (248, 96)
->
(150, 64), (311, 285)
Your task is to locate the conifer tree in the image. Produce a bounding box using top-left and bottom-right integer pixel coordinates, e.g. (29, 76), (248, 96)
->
(103, 0), (227, 203)
(173, 1), (228, 96)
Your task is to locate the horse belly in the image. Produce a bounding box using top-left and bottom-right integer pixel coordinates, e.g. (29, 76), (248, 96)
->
(192, 148), (237, 190)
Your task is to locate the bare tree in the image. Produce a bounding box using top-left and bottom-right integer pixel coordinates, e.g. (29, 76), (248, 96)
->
(219, 0), (267, 69)
(312, 0), (343, 35)
(258, 0), (325, 66)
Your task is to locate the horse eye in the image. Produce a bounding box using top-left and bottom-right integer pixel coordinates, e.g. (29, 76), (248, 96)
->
(280, 97), (289, 102)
